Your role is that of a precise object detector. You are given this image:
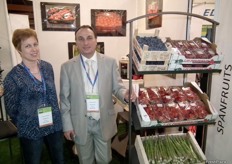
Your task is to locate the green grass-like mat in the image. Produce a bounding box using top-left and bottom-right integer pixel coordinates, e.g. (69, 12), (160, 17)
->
(0, 137), (125, 164)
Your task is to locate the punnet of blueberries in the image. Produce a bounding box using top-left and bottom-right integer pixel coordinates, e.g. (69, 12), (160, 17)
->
(136, 36), (167, 51)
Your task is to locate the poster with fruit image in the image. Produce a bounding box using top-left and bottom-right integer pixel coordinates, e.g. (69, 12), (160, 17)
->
(146, 0), (163, 29)
(40, 2), (80, 31)
(91, 9), (127, 36)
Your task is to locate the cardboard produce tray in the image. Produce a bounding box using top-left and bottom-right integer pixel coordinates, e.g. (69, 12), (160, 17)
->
(168, 37), (223, 64)
(134, 48), (170, 65)
(168, 62), (221, 71)
(133, 33), (172, 61)
(133, 49), (169, 71)
(135, 131), (206, 164)
(136, 82), (218, 127)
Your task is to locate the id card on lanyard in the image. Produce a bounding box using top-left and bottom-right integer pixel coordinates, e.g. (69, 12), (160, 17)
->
(38, 106), (53, 127)
(86, 95), (100, 112)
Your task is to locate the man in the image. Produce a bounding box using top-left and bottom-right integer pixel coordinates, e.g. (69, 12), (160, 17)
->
(60, 25), (135, 164)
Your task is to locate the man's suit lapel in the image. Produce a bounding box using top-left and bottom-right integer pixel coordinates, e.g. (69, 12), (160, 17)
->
(97, 53), (105, 95)
(74, 56), (86, 95)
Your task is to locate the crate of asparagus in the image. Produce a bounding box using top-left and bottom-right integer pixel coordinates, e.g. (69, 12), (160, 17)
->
(135, 131), (206, 164)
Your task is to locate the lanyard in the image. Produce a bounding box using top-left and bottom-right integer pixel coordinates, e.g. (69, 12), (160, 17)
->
(80, 55), (98, 92)
(21, 62), (47, 105)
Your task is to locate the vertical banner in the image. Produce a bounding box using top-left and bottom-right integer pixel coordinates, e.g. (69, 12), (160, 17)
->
(206, 0), (232, 163)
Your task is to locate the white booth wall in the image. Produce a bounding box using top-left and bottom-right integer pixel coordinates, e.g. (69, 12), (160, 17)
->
(136, 0), (188, 39)
(32, 0), (136, 94)
(31, 0), (190, 94)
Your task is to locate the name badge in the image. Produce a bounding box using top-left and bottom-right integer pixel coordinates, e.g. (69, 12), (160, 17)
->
(38, 106), (53, 127)
(86, 95), (99, 112)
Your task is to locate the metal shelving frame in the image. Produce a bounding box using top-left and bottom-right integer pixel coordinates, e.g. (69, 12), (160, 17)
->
(126, 11), (220, 163)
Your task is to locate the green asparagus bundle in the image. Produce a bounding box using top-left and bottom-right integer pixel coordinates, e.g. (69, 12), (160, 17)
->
(142, 134), (204, 164)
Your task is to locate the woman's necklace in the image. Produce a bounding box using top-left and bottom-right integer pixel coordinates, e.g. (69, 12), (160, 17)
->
(30, 67), (41, 77)
(31, 69), (41, 81)
(29, 64), (40, 75)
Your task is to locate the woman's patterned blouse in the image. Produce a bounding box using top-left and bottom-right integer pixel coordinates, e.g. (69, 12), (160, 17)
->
(3, 60), (63, 139)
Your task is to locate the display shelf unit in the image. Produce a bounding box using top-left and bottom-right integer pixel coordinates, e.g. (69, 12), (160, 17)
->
(126, 11), (220, 163)
(133, 67), (221, 75)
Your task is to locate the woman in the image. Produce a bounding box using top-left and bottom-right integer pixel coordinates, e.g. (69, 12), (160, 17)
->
(3, 28), (64, 164)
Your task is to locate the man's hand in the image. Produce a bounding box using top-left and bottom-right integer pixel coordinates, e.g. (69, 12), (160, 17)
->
(124, 89), (137, 103)
(64, 130), (75, 141)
